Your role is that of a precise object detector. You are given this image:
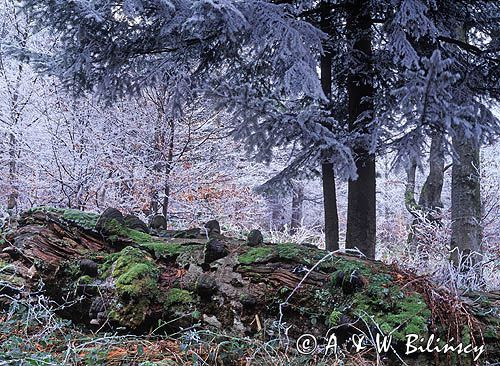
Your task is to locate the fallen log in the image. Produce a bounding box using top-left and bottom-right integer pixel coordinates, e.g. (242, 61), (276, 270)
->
(1, 207), (499, 365)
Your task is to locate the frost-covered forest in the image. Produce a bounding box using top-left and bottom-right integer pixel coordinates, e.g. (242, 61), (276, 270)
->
(1, 0), (499, 286)
(0, 0), (499, 365)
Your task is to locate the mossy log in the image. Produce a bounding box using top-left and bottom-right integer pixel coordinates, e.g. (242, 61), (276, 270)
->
(1, 207), (499, 365)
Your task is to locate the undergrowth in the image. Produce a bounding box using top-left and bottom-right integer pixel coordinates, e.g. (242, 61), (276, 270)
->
(0, 292), (376, 366)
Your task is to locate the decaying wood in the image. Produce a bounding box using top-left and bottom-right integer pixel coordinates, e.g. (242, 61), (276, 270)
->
(1, 208), (499, 365)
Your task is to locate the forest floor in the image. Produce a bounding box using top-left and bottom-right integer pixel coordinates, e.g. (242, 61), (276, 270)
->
(0, 207), (499, 365)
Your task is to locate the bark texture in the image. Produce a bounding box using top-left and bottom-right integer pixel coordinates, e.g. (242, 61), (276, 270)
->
(450, 25), (483, 274)
(405, 133), (445, 253)
(289, 182), (304, 235)
(320, 0), (340, 251)
(451, 133), (482, 269)
(345, 0), (376, 258)
(418, 133), (445, 214)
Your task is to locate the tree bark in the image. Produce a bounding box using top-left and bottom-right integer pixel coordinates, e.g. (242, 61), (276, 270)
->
(405, 133), (445, 254)
(162, 117), (175, 220)
(450, 25), (483, 275)
(345, 0), (376, 258)
(6, 63), (24, 215)
(289, 182), (304, 234)
(404, 159), (418, 214)
(450, 133), (482, 270)
(269, 194), (286, 231)
(320, 0), (340, 251)
(418, 132), (445, 215)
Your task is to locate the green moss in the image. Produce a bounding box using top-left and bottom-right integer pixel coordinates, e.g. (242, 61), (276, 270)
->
(238, 243), (371, 273)
(238, 243), (330, 265)
(28, 207), (99, 230)
(142, 242), (200, 258)
(326, 260), (430, 342)
(238, 246), (274, 264)
(61, 210), (99, 230)
(279, 287), (290, 295)
(112, 247), (159, 298)
(461, 325), (471, 345)
(110, 297), (151, 328)
(0, 261), (24, 287)
(353, 289), (431, 341)
(164, 288), (193, 307)
(275, 243), (317, 264)
(99, 252), (120, 278)
(103, 219), (178, 251)
(105, 247), (160, 328)
(484, 325), (499, 339)
(60, 260), (82, 280)
(77, 275), (94, 285)
(28, 206), (61, 214)
(328, 310), (342, 326)
(330, 257), (372, 277)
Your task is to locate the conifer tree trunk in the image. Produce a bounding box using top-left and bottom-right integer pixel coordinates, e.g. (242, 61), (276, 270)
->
(450, 131), (482, 270)
(345, 0), (376, 258)
(450, 26), (482, 275)
(322, 163), (339, 250)
(402, 37), (444, 253)
(269, 194), (285, 232)
(406, 132), (445, 253)
(320, 0), (339, 251)
(162, 117), (175, 220)
(290, 182), (304, 235)
(418, 130), (445, 214)
(6, 63), (24, 216)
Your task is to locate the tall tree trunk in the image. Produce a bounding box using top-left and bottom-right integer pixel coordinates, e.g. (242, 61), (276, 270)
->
(162, 117), (175, 220)
(405, 133), (445, 254)
(6, 62), (24, 216)
(450, 25), (483, 273)
(321, 164), (339, 250)
(290, 182), (304, 235)
(7, 132), (18, 212)
(345, 0), (376, 258)
(450, 132), (482, 271)
(418, 132), (445, 215)
(404, 159), (419, 247)
(402, 35), (445, 254)
(269, 194), (286, 232)
(404, 159), (418, 214)
(320, 0), (340, 251)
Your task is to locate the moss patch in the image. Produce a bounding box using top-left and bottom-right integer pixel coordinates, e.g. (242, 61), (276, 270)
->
(275, 243), (317, 263)
(352, 286), (431, 341)
(164, 288), (193, 307)
(325, 259), (431, 342)
(101, 219), (202, 260)
(103, 219), (164, 245)
(237, 243), (362, 272)
(77, 275), (94, 285)
(328, 310), (342, 326)
(112, 247), (159, 298)
(61, 210), (99, 230)
(107, 247), (160, 328)
(142, 242), (201, 259)
(29, 207), (99, 231)
(238, 247), (274, 264)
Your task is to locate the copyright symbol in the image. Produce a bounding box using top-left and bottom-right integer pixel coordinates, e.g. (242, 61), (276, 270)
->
(296, 334), (317, 355)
